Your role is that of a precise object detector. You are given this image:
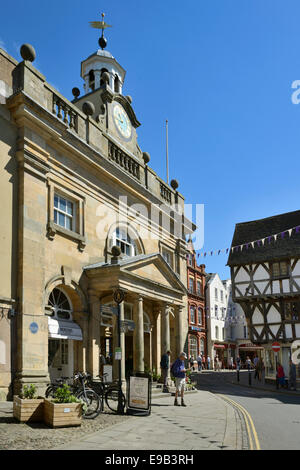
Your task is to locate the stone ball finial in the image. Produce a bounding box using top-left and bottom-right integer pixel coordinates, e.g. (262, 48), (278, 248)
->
(143, 152), (150, 165)
(82, 101), (95, 116)
(72, 87), (80, 98)
(20, 44), (36, 62)
(170, 179), (179, 191)
(126, 95), (132, 104)
(99, 36), (107, 50)
(101, 71), (110, 85)
(111, 245), (121, 257)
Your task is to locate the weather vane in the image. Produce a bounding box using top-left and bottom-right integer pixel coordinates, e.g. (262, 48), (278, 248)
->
(89, 12), (112, 50)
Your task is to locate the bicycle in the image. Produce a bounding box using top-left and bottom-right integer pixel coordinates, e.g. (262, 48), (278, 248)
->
(87, 373), (126, 413)
(45, 372), (101, 419)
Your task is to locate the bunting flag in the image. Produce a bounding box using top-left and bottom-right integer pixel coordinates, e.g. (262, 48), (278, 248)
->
(195, 224), (300, 259)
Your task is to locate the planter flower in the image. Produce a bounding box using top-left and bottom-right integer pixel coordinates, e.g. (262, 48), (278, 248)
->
(13, 384), (44, 423)
(43, 384), (83, 428)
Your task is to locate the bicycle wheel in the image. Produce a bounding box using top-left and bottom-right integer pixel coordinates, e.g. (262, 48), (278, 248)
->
(105, 386), (126, 413)
(76, 389), (101, 419)
(45, 386), (56, 398)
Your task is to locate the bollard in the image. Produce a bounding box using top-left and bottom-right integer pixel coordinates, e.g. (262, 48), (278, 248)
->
(237, 368), (240, 382)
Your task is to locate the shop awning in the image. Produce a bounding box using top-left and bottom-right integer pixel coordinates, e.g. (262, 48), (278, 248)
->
(48, 317), (83, 341)
(214, 344), (225, 349)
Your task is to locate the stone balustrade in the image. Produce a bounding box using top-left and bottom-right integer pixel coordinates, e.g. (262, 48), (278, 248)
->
(52, 94), (78, 132)
(160, 182), (172, 204)
(108, 141), (140, 181)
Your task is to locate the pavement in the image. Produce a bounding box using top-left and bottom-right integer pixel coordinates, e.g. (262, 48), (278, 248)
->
(54, 389), (246, 450)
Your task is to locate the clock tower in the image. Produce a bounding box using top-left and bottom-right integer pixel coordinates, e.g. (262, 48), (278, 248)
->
(73, 13), (142, 160)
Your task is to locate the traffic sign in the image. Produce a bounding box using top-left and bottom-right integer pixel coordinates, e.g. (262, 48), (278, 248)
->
(272, 342), (281, 352)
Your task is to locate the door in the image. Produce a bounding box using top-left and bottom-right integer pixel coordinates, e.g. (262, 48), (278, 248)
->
(48, 339), (73, 381)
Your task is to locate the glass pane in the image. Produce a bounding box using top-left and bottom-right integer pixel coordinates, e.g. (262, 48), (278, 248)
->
(54, 195), (59, 208)
(57, 310), (71, 320)
(273, 263), (280, 277)
(65, 216), (72, 231)
(59, 212), (65, 227)
(59, 197), (66, 212)
(66, 200), (73, 215)
(54, 209), (58, 224)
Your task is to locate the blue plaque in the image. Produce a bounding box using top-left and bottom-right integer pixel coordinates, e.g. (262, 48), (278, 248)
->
(29, 322), (39, 334)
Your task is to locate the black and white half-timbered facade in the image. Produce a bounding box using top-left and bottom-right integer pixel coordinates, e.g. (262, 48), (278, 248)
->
(228, 210), (300, 380)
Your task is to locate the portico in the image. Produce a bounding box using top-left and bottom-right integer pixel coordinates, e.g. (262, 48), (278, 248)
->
(83, 253), (187, 382)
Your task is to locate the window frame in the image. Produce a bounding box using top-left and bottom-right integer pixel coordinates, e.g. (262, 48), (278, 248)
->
(271, 261), (289, 280)
(190, 305), (196, 324)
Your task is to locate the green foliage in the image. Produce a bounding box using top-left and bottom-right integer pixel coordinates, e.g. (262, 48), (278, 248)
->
(52, 384), (79, 404)
(21, 384), (37, 399)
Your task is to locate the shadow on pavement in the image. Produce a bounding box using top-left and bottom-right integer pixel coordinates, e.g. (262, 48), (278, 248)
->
(192, 371), (300, 405)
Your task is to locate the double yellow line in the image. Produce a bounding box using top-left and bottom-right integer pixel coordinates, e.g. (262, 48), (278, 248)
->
(218, 394), (261, 450)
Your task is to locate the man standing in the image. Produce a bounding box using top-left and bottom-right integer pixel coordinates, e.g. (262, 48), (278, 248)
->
(197, 353), (202, 372)
(172, 352), (188, 407)
(160, 350), (171, 392)
(207, 355), (211, 370)
(253, 355), (259, 380)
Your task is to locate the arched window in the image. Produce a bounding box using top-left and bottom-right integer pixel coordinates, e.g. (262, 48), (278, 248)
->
(89, 70), (95, 91)
(215, 325), (219, 339)
(198, 307), (203, 326)
(112, 227), (136, 257)
(114, 75), (120, 93)
(48, 288), (72, 321)
(200, 338), (205, 354)
(100, 68), (109, 87)
(190, 306), (196, 324)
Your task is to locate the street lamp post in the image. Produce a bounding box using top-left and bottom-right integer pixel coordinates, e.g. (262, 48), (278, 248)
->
(113, 288), (125, 415)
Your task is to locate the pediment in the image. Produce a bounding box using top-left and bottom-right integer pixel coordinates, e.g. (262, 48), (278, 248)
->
(120, 254), (186, 293)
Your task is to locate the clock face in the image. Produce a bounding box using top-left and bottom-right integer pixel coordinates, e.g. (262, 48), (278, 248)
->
(113, 103), (132, 140)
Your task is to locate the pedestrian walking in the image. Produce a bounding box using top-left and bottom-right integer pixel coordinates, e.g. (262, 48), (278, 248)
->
(236, 355), (241, 371)
(230, 357), (234, 370)
(197, 354), (202, 372)
(189, 355), (195, 371)
(246, 356), (252, 370)
(289, 359), (297, 391)
(276, 363), (285, 388)
(160, 350), (171, 392)
(207, 356), (211, 370)
(171, 352), (189, 407)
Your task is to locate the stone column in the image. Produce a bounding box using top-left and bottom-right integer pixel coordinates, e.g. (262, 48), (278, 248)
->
(152, 308), (161, 375)
(176, 305), (184, 357)
(161, 304), (171, 385)
(133, 295), (144, 373)
(88, 293), (101, 379)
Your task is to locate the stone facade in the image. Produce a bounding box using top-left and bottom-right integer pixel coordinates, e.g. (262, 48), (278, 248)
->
(0, 40), (193, 399)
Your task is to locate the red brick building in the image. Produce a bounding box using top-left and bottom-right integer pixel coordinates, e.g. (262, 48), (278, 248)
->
(186, 239), (207, 365)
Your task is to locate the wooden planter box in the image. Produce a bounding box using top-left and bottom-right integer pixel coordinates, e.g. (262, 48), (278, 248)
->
(13, 396), (44, 423)
(44, 399), (82, 428)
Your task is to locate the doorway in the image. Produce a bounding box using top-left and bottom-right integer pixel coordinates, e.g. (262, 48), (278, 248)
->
(48, 339), (74, 381)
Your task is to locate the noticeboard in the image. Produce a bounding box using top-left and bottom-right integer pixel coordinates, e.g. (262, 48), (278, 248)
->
(127, 373), (152, 416)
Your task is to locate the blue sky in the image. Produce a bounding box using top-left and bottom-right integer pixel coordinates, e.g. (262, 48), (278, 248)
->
(1, 0), (300, 279)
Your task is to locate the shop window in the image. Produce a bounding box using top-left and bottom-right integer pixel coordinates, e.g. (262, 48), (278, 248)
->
(197, 280), (202, 296)
(284, 301), (300, 321)
(54, 194), (74, 231)
(61, 340), (68, 365)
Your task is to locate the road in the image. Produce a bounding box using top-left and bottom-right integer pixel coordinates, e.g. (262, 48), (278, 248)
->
(193, 371), (300, 450)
